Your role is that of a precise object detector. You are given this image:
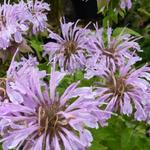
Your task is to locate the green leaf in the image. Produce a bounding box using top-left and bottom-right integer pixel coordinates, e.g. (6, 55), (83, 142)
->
(89, 116), (150, 150)
(0, 144), (2, 150)
(97, 0), (108, 14)
(74, 70), (84, 81)
(118, 10), (125, 18)
(30, 38), (43, 61)
(121, 128), (135, 150)
(138, 8), (150, 17)
(113, 27), (142, 37)
(38, 62), (51, 73)
(103, 16), (109, 27)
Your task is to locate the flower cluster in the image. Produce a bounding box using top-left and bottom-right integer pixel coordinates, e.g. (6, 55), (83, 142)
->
(0, 0), (50, 50)
(44, 20), (150, 124)
(0, 0), (150, 149)
(84, 25), (150, 121)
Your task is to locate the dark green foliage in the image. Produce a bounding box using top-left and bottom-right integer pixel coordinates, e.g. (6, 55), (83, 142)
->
(90, 116), (150, 150)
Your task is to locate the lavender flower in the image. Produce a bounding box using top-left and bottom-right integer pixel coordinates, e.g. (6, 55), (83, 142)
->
(44, 19), (90, 73)
(120, 0), (132, 9)
(6, 54), (46, 104)
(144, 103), (150, 124)
(26, 0), (50, 34)
(14, 0), (33, 26)
(95, 57), (150, 121)
(0, 0), (50, 50)
(0, 68), (109, 149)
(143, 86), (150, 124)
(85, 27), (141, 78)
(0, 1), (29, 50)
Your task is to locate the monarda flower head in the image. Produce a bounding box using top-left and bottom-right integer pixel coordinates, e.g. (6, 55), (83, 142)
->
(95, 57), (150, 121)
(86, 26), (141, 78)
(0, 68), (110, 149)
(26, 0), (50, 34)
(5, 53), (46, 104)
(0, 53), (36, 102)
(0, 1), (28, 50)
(44, 19), (90, 73)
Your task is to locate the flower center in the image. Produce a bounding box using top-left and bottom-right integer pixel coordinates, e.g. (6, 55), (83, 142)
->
(103, 48), (115, 58)
(64, 41), (77, 56)
(107, 76), (134, 98)
(37, 102), (68, 136)
(0, 15), (6, 30)
(114, 77), (126, 97)
(0, 78), (6, 98)
(63, 41), (77, 69)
